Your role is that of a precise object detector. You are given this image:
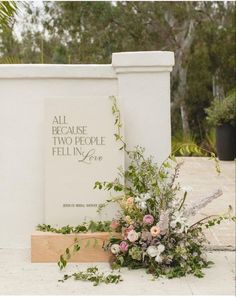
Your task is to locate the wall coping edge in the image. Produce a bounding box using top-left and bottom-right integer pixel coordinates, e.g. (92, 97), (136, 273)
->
(0, 64), (116, 79)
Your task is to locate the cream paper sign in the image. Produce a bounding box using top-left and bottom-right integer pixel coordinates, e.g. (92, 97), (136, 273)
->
(44, 97), (123, 226)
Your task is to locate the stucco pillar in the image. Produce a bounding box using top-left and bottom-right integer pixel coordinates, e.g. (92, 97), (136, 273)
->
(112, 51), (175, 165)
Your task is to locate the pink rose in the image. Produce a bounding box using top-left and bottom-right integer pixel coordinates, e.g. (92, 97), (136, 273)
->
(110, 220), (119, 230)
(123, 225), (134, 239)
(143, 214), (154, 225)
(127, 230), (139, 242)
(119, 241), (129, 252)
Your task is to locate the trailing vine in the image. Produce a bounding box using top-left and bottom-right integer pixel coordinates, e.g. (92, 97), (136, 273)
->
(58, 266), (122, 286)
(110, 95), (220, 174)
(57, 236), (105, 270)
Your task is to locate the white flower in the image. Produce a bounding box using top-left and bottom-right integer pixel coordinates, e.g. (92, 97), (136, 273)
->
(170, 211), (188, 231)
(146, 246), (159, 257)
(181, 185), (193, 192)
(140, 193), (151, 200)
(127, 230), (139, 242)
(110, 244), (120, 254)
(140, 201), (147, 210)
(147, 244), (165, 262)
(157, 244), (165, 253)
(135, 193), (151, 210)
(155, 254), (163, 263)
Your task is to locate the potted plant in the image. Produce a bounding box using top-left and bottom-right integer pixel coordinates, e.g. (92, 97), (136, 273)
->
(205, 90), (236, 161)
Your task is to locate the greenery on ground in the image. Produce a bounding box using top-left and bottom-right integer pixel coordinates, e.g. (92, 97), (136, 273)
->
(58, 266), (122, 286)
(0, 1), (235, 150)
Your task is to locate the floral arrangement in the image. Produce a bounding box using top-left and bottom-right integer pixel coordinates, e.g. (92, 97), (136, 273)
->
(95, 146), (234, 278)
(53, 96), (234, 284)
(93, 97), (235, 279)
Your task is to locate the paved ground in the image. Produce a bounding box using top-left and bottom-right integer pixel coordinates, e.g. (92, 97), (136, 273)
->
(0, 249), (235, 295)
(0, 158), (235, 295)
(177, 157), (235, 250)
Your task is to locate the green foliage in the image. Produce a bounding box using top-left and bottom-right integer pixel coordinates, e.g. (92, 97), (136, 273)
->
(172, 129), (218, 157)
(58, 266), (122, 286)
(172, 133), (203, 156)
(205, 89), (236, 126)
(57, 236), (107, 271)
(37, 220), (112, 234)
(94, 98), (221, 220)
(97, 140), (228, 278)
(0, 1), (17, 28)
(129, 247), (142, 261)
(93, 97), (232, 280)
(38, 95), (234, 284)
(184, 2), (236, 141)
(57, 237), (80, 270)
(0, 2), (235, 144)
(202, 129), (217, 155)
(38, 220), (113, 272)
(189, 205), (236, 230)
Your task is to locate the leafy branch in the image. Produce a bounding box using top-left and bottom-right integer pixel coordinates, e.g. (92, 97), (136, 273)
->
(172, 143), (220, 174)
(189, 205), (236, 230)
(37, 221), (112, 234)
(58, 237), (104, 270)
(58, 266), (122, 286)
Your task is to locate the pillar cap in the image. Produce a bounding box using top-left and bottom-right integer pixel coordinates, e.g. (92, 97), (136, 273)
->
(112, 51), (175, 73)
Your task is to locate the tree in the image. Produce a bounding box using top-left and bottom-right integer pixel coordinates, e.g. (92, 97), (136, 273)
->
(0, 1), (26, 63)
(1, 1), (235, 144)
(186, 2), (236, 141)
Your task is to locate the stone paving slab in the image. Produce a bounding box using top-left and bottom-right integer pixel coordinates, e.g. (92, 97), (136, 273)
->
(0, 248), (235, 295)
(177, 157), (235, 250)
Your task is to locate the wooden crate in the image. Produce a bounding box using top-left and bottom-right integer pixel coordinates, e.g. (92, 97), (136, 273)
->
(31, 231), (119, 263)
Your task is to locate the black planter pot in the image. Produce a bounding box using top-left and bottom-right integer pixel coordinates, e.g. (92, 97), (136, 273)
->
(216, 123), (236, 161)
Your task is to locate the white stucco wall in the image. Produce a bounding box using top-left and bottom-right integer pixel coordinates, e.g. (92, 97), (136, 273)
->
(0, 51), (174, 248)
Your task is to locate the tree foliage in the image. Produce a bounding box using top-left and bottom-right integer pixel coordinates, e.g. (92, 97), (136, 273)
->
(0, 1), (17, 28)
(0, 1), (235, 145)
